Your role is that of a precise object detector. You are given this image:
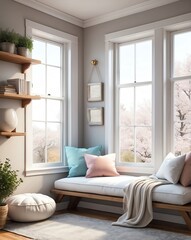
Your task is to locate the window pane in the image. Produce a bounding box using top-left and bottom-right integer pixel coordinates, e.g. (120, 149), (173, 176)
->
(174, 122), (191, 155)
(47, 123), (61, 163)
(47, 43), (61, 67)
(120, 127), (134, 162)
(31, 36), (63, 168)
(118, 38), (153, 165)
(33, 122), (46, 163)
(135, 127), (152, 163)
(136, 40), (152, 82)
(47, 100), (61, 122)
(174, 80), (191, 155)
(47, 66), (61, 97)
(173, 31), (191, 77)
(119, 44), (134, 84)
(32, 64), (46, 95)
(32, 40), (46, 63)
(135, 85), (152, 125)
(32, 99), (45, 121)
(120, 87), (134, 126)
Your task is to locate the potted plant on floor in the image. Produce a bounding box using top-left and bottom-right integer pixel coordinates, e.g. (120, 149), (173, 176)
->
(17, 35), (33, 57)
(0, 29), (19, 54)
(0, 158), (23, 229)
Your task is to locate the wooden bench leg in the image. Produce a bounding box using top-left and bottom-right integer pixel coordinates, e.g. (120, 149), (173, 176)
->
(180, 211), (191, 230)
(68, 196), (81, 210)
(55, 194), (65, 203)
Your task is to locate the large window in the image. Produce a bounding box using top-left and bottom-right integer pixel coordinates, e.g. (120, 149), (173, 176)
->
(105, 14), (191, 174)
(117, 39), (152, 164)
(32, 38), (63, 164)
(172, 30), (191, 155)
(25, 20), (78, 176)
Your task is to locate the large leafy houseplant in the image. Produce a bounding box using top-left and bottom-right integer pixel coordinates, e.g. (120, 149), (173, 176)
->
(0, 158), (23, 206)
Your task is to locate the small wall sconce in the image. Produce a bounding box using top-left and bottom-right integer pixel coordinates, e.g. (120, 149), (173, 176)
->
(90, 59), (98, 66)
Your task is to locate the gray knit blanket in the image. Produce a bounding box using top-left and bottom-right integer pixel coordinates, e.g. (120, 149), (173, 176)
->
(113, 176), (169, 228)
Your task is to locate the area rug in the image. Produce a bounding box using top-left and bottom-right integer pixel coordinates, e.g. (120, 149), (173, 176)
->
(4, 213), (191, 240)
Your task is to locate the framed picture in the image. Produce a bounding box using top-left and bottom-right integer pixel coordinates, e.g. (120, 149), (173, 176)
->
(87, 82), (103, 102)
(87, 107), (104, 125)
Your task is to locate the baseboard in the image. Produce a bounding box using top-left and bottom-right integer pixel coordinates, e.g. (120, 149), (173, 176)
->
(56, 201), (68, 211)
(56, 200), (185, 225)
(78, 201), (123, 214)
(79, 201), (185, 225)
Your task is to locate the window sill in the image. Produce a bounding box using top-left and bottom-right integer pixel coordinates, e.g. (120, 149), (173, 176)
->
(25, 166), (69, 176)
(117, 165), (154, 176)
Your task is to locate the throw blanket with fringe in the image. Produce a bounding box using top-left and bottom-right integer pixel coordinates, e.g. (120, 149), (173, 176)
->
(113, 176), (169, 228)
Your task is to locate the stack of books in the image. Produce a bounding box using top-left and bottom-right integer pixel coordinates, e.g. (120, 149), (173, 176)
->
(7, 78), (28, 95)
(0, 84), (17, 94)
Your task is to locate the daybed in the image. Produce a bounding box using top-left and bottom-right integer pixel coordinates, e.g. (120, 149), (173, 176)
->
(51, 147), (191, 229)
(51, 175), (191, 230)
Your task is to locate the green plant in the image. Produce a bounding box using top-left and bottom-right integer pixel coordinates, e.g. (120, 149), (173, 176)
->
(0, 29), (19, 45)
(0, 158), (23, 206)
(17, 35), (33, 52)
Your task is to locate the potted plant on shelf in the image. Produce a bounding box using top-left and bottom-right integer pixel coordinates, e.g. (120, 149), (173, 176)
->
(17, 35), (33, 57)
(0, 29), (19, 54)
(0, 158), (23, 229)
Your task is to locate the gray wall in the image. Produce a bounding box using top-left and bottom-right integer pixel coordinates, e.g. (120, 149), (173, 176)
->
(0, 0), (191, 197)
(83, 0), (191, 151)
(0, 0), (84, 196)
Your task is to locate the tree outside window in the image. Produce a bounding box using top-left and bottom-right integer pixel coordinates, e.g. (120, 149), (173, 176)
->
(118, 39), (152, 163)
(173, 30), (191, 155)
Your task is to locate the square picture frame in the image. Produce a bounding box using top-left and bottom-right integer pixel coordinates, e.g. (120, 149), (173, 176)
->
(87, 107), (104, 126)
(87, 82), (103, 102)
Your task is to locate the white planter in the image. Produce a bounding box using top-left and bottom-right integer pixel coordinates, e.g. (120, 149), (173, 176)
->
(0, 42), (15, 54)
(0, 108), (18, 132)
(17, 47), (30, 57)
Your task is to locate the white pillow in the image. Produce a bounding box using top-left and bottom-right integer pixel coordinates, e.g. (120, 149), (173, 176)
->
(156, 152), (185, 184)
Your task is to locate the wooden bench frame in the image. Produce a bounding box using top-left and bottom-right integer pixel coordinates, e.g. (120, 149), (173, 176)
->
(51, 188), (191, 230)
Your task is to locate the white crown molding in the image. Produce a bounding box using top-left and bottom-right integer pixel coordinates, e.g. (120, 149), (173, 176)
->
(13, 0), (84, 27)
(14, 0), (179, 28)
(83, 0), (179, 28)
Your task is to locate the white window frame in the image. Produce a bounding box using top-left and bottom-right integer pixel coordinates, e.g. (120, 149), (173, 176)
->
(115, 38), (154, 169)
(25, 20), (78, 176)
(105, 13), (191, 175)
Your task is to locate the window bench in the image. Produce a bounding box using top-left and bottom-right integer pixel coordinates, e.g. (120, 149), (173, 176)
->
(50, 175), (191, 230)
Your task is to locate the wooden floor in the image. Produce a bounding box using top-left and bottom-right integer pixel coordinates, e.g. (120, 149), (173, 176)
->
(0, 208), (191, 239)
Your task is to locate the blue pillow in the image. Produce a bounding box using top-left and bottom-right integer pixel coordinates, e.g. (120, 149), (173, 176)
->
(65, 145), (102, 177)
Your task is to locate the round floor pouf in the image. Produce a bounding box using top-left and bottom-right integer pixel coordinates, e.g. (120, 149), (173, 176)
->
(6, 193), (56, 222)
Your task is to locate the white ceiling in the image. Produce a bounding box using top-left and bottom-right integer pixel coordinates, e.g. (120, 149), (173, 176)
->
(14, 0), (179, 28)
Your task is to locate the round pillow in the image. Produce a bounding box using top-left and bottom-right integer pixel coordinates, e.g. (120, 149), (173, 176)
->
(6, 193), (56, 222)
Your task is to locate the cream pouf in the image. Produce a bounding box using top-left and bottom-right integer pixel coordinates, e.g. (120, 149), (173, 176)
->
(6, 193), (56, 222)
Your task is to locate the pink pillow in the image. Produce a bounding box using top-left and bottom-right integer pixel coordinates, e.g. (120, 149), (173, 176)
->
(84, 153), (119, 178)
(180, 152), (191, 187)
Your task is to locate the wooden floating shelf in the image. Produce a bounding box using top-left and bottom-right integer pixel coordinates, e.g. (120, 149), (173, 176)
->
(0, 132), (26, 138)
(0, 51), (41, 73)
(0, 93), (41, 107)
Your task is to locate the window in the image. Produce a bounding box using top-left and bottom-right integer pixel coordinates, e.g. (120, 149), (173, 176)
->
(105, 13), (191, 174)
(172, 30), (191, 155)
(25, 20), (78, 176)
(32, 39), (63, 164)
(117, 39), (152, 164)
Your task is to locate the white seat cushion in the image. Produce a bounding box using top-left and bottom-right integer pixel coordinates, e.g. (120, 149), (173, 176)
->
(6, 193), (56, 222)
(54, 175), (191, 205)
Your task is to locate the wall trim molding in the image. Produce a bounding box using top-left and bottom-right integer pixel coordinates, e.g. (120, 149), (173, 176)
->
(83, 0), (179, 28)
(14, 0), (83, 27)
(14, 0), (179, 28)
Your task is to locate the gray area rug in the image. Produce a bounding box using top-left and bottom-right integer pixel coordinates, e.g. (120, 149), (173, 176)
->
(4, 213), (191, 240)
